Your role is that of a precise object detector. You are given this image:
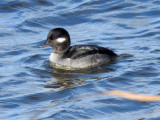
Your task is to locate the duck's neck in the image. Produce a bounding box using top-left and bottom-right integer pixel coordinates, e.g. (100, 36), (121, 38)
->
(53, 46), (70, 54)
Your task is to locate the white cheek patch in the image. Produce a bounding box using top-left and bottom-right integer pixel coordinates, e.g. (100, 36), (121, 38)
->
(56, 38), (66, 43)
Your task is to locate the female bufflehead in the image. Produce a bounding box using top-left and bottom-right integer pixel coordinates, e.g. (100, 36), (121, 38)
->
(40, 28), (117, 70)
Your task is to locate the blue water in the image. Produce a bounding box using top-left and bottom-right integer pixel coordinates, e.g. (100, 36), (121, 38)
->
(1, 0), (160, 119)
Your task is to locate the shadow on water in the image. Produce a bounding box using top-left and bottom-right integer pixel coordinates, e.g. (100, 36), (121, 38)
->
(43, 60), (118, 90)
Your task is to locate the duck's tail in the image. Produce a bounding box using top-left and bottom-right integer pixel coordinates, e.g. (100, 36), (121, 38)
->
(116, 53), (133, 59)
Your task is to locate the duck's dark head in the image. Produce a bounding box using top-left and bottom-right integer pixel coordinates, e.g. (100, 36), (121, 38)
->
(40, 28), (71, 54)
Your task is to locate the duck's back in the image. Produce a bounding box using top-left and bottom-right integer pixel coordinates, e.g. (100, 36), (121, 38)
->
(62, 45), (117, 59)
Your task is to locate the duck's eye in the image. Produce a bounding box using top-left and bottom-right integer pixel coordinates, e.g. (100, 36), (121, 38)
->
(49, 34), (55, 40)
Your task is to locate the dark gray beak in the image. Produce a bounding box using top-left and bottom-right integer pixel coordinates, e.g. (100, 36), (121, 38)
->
(39, 41), (50, 47)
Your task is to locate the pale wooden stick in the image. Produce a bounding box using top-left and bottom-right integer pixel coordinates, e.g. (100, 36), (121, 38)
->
(106, 90), (160, 102)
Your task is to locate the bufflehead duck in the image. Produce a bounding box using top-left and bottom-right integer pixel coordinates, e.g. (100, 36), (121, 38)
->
(40, 28), (117, 70)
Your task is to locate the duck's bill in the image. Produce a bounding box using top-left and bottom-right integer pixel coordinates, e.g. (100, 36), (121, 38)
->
(39, 41), (49, 47)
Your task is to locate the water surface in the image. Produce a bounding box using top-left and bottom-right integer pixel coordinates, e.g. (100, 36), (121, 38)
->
(0, 0), (160, 120)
